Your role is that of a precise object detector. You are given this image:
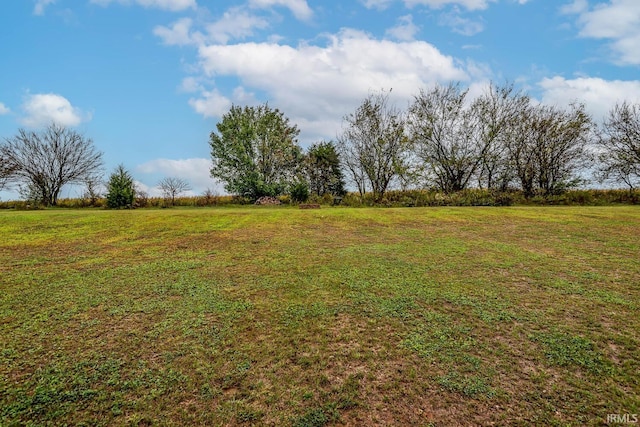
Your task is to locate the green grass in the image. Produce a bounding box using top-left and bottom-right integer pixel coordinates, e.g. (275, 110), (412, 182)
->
(1, 206), (639, 426)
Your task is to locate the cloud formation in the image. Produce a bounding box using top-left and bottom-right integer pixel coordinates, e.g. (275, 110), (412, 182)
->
(539, 76), (640, 121)
(0, 103), (10, 115)
(21, 93), (90, 128)
(34, 0), (56, 15)
(154, 8), (272, 46)
(90, 0), (196, 12)
(362, 0), (497, 11)
(386, 15), (420, 41)
(248, 0), (313, 20)
(189, 29), (468, 142)
(564, 0), (640, 65)
(439, 8), (485, 35)
(153, 18), (195, 46)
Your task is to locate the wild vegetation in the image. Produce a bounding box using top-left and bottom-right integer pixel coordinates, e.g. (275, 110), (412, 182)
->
(1, 82), (640, 207)
(1, 206), (638, 425)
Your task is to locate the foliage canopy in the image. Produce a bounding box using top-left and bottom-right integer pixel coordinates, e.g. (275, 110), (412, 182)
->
(209, 104), (302, 200)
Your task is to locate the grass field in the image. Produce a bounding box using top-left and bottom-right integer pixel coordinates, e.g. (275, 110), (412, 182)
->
(1, 206), (639, 426)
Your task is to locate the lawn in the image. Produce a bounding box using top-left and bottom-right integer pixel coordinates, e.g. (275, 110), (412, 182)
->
(1, 206), (639, 426)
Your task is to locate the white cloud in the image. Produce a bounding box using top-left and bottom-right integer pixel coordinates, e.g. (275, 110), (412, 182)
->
(205, 8), (271, 44)
(362, 0), (534, 10)
(405, 0), (495, 9)
(248, 0), (313, 21)
(154, 18), (196, 46)
(179, 76), (203, 93)
(361, 0), (496, 10)
(0, 103), (10, 115)
(539, 76), (640, 121)
(439, 8), (485, 35)
(193, 29), (468, 143)
(564, 0), (640, 65)
(90, 0), (196, 12)
(21, 93), (90, 128)
(136, 158), (225, 195)
(560, 0), (588, 15)
(360, 0), (395, 10)
(154, 9), (270, 46)
(188, 89), (232, 118)
(386, 15), (420, 41)
(34, 0), (55, 15)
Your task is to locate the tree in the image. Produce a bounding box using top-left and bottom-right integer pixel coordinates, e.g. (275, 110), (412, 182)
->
(305, 141), (346, 197)
(472, 82), (530, 191)
(0, 155), (16, 191)
(106, 165), (135, 208)
(505, 102), (593, 196)
(408, 83), (477, 193)
(158, 177), (191, 206)
(209, 103), (302, 200)
(0, 123), (103, 206)
(597, 101), (640, 191)
(81, 177), (103, 207)
(337, 90), (409, 202)
(408, 83), (526, 193)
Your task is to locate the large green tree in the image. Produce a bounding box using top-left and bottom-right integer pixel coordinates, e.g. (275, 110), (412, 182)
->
(209, 104), (302, 200)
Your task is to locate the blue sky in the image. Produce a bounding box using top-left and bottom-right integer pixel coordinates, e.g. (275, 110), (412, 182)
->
(1, 0), (639, 199)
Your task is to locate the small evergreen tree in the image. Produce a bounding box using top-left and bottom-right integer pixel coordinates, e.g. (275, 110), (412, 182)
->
(106, 165), (135, 208)
(290, 180), (310, 203)
(305, 141), (346, 197)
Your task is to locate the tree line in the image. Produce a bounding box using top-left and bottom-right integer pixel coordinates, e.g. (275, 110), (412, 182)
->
(0, 124), (192, 207)
(336, 83), (637, 202)
(209, 82), (639, 203)
(1, 82), (639, 207)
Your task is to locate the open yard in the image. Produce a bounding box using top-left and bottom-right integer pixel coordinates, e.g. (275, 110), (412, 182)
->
(1, 206), (639, 426)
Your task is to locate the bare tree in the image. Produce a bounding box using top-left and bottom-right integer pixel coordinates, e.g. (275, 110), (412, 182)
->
(408, 83), (478, 193)
(337, 90), (409, 202)
(505, 103), (594, 196)
(158, 177), (191, 206)
(81, 177), (103, 207)
(0, 123), (104, 206)
(473, 82), (530, 190)
(597, 101), (640, 191)
(408, 82), (525, 193)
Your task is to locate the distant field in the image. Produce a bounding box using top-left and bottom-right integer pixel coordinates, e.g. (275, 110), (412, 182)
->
(1, 206), (639, 426)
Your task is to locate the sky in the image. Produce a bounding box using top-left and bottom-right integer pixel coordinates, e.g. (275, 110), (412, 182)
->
(1, 0), (640, 199)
